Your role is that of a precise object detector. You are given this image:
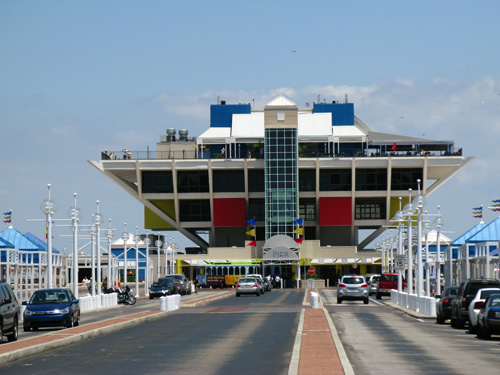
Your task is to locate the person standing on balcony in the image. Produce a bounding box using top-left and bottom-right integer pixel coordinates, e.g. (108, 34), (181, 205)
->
(128, 149), (132, 159)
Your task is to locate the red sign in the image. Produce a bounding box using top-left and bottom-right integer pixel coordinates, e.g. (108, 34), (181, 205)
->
(307, 267), (315, 275)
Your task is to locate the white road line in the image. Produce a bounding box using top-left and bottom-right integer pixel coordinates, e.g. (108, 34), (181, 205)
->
(288, 308), (304, 375)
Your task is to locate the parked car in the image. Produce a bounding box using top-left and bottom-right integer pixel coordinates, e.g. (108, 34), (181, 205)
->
(476, 293), (500, 339)
(0, 281), (19, 343)
(435, 286), (459, 324)
(246, 274), (270, 292)
(365, 274), (380, 295)
(169, 274), (192, 295)
(149, 278), (178, 299)
(159, 277), (183, 295)
(236, 277), (261, 297)
(450, 279), (500, 329)
(23, 289), (80, 331)
(376, 273), (405, 299)
(467, 287), (500, 333)
(337, 275), (369, 304)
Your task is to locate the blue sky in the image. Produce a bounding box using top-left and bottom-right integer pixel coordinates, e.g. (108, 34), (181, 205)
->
(1, 1), (499, 252)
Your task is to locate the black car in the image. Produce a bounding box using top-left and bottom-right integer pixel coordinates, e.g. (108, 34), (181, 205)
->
(436, 286), (458, 324)
(0, 282), (19, 343)
(149, 279), (178, 299)
(450, 279), (500, 328)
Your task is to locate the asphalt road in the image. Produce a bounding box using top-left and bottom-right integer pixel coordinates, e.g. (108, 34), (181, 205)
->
(1, 289), (303, 375)
(320, 289), (500, 375)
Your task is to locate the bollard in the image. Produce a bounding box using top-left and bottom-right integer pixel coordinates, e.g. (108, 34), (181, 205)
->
(310, 292), (319, 308)
(159, 296), (167, 311)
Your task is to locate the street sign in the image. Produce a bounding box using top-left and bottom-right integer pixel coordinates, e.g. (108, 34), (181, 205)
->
(395, 255), (405, 270)
(307, 267), (315, 275)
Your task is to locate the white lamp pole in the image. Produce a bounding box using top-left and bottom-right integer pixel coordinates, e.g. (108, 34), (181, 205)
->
(144, 232), (151, 296)
(163, 240), (169, 276)
(121, 224), (129, 287)
(106, 219), (113, 290)
(68, 193), (81, 298)
(41, 184), (57, 288)
(90, 224), (96, 296)
(404, 188), (414, 297)
(133, 227), (140, 297)
(155, 235), (162, 279)
(413, 179), (427, 298)
(434, 206), (444, 296)
(423, 213), (431, 296)
(395, 197), (405, 292)
(94, 201), (103, 297)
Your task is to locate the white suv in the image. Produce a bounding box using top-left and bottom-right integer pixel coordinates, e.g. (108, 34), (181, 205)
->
(337, 275), (369, 304)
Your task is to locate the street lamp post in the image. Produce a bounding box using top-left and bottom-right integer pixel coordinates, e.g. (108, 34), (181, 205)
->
(121, 224), (129, 287)
(106, 219), (114, 290)
(434, 206), (444, 296)
(404, 188), (415, 296)
(155, 235), (162, 279)
(94, 201), (103, 297)
(163, 240), (169, 276)
(68, 193), (81, 298)
(133, 227), (140, 297)
(423, 213), (431, 296)
(90, 225), (96, 296)
(144, 232), (151, 296)
(413, 179), (427, 298)
(41, 184), (57, 288)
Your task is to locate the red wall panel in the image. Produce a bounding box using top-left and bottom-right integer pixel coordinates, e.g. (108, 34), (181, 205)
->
(213, 198), (246, 227)
(319, 197), (352, 226)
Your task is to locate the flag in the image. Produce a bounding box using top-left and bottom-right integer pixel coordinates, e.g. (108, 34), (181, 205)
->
(473, 215), (483, 218)
(492, 199), (500, 203)
(4, 215), (11, 219)
(293, 218), (303, 226)
(391, 142), (397, 151)
(3, 220), (11, 223)
(294, 228), (303, 236)
(246, 219), (255, 226)
(472, 211), (482, 215)
(247, 240), (257, 247)
(3, 211), (11, 216)
(293, 237), (303, 244)
(472, 206), (482, 211)
(246, 229), (255, 237)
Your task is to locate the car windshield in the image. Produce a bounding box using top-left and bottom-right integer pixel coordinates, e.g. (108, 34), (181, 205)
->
(380, 274), (398, 282)
(480, 289), (500, 299)
(30, 291), (68, 304)
(469, 283), (500, 296)
(343, 277), (364, 284)
(372, 276), (380, 282)
(239, 278), (256, 283)
(448, 288), (458, 296)
(487, 295), (500, 307)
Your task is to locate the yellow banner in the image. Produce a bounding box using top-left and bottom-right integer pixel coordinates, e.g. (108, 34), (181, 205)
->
(246, 229), (255, 237)
(294, 228), (303, 235)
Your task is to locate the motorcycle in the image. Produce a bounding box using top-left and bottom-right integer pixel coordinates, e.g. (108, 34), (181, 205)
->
(116, 285), (137, 305)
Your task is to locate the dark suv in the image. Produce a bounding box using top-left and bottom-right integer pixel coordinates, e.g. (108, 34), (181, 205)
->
(451, 279), (500, 328)
(0, 282), (19, 343)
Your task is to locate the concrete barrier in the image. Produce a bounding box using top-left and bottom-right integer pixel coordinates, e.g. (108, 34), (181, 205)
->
(79, 293), (117, 313)
(390, 290), (437, 317)
(310, 292), (319, 308)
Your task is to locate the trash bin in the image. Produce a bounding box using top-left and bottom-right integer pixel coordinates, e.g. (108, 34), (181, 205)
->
(160, 296), (167, 311)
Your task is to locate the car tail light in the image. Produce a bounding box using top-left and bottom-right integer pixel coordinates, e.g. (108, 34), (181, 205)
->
(254, 283), (258, 287)
(461, 298), (467, 307)
(474, 301), (484, 309)
(361, 284), (368, 288)
(236, 284), (240, 288)
(442, 298), (450, 305)
(339, 284), (346, 288)
(488, 311), (496, 318)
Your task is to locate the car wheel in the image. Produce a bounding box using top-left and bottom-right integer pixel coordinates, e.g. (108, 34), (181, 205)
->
(149, 295), (154, 299)
(476, 324), (483, 339)
(469, 323), (477, 334)
(0, 325), (3, 342)
(219, 282), (225, 289)
(74, 314), (80, 327)
(456, 317), (465, 329)
(23, 324), (30, 332)
(236, 293), (240, 297)
(256, 290), (260, 296)
(364, 298), (369, 305)
(450, 315), (457, 328)
(483, 327), (491, 340)
(66, 319), (73, 329)
(376, 293), (381, 300)
(337, 297), (342, 304)
(32, 327), (39, 331)
(7, 319), (18, 342)
(436, 313), (444, 324)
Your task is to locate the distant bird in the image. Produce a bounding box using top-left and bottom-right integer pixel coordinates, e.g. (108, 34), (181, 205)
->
(291, 50), (296, 53)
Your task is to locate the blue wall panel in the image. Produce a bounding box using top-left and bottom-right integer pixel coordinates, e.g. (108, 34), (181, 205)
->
(313, 103), (355, 126)
(210, 104), (251, 127)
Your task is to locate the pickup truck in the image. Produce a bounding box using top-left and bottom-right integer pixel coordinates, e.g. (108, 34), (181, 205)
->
(376, 272), (405, 299)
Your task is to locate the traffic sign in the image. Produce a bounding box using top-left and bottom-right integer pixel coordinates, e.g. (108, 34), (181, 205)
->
(307, 267), (315, 275)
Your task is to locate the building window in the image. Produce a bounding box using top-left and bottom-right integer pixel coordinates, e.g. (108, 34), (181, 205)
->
(142, 171), (173, 193)
(299, 169), (316, 191)
(391, 168), (423, 191)
(249, 198), (265, 222)
(248, 170), (265, 192)
(355, 198), (386, 220)
(213, 170), (244, 192)
(177, 171), (209, 193)
(319, 169), (352, 191)
(355, 169), (387, 191)
(277, 112), (285, 121)
(179, 200), (211, 221)
(299, 198), (316, 221)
